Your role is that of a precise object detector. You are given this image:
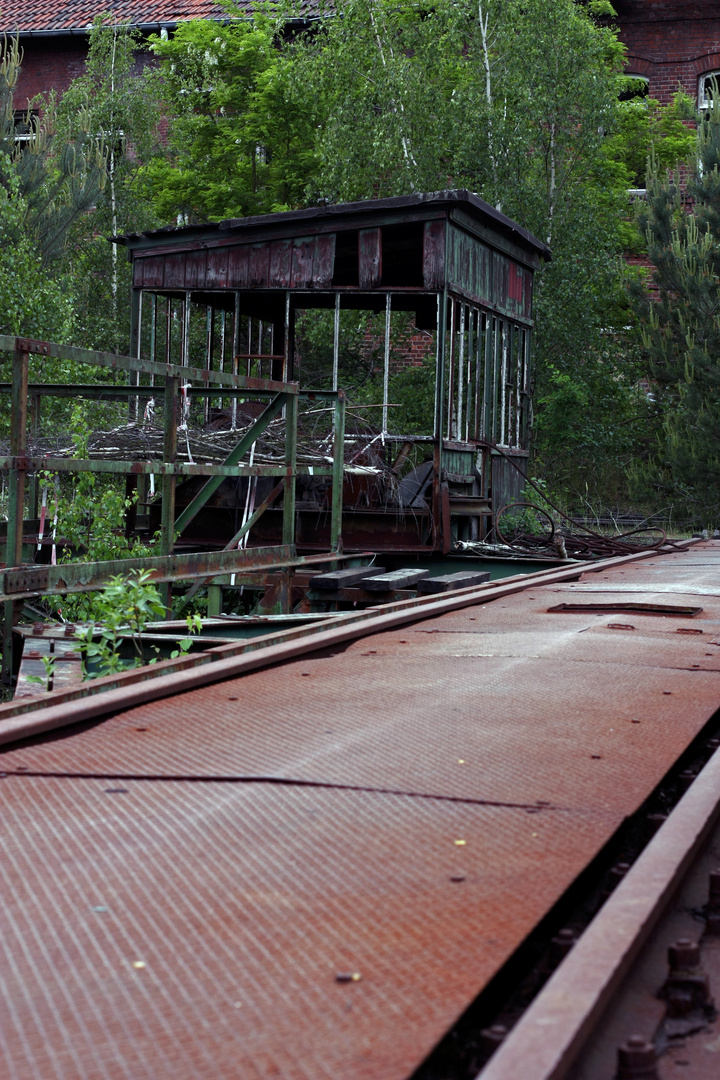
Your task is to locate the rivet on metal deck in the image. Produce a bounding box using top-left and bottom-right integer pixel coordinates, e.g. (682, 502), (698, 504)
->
(4, 543), (720, 1080)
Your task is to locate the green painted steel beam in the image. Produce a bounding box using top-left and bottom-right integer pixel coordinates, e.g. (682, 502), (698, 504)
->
(0, 458), (333, 478)
(0, 335), (299, 394)
(173, 392), (288, 536)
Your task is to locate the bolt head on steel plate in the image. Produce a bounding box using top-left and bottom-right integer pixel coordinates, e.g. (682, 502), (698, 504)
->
(616, 1034), (658, 1080)
(668, 938), (701, 971)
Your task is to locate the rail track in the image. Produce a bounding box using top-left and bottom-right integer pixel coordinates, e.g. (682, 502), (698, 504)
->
(4, 539), (720, 1080)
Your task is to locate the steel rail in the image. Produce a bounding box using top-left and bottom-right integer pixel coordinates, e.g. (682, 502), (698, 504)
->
(477, 712), (720, 1080)
(0, 542), (695, 748)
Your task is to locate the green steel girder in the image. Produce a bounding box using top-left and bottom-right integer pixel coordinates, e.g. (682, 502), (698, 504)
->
(173, 392), (293, 537)
(0, 335), (299, 394)
(0, 458), (333, 478)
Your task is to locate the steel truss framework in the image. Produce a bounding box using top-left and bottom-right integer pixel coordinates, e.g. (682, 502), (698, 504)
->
(0, 334), (347, 682)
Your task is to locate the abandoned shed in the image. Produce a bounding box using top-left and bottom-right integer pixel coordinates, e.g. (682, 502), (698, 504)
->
(116, 189), (550, 554)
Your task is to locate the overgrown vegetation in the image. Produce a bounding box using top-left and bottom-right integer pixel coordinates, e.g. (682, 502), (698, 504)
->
(629, 82), (720, 525)
(0, 0), (711, 554)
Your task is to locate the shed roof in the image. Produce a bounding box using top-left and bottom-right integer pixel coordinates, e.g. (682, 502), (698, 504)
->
(116, 189), (551, 263)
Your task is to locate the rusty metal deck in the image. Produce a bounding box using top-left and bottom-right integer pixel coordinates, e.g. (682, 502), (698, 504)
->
(5, 543), (720, 1079)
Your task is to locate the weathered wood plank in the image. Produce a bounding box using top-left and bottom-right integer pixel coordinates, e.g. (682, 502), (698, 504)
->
(15, 638), (52, 698)
(206, 248), (229, 289)
(417, 570), (491, 594)
(291, 237), (315, 288)
(358, 228), (382, 289)
(358, 569), (431, 592)
(423, 220), (445, 289)
(310, 565), (387, 590)
(313, 234), (336, 287)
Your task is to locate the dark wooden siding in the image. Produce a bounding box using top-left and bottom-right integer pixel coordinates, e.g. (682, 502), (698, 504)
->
(422, 220), (445, 289)
(447, 225), (533, 321)
(358, 228), (382, 289)
(133, 234), (338, 292)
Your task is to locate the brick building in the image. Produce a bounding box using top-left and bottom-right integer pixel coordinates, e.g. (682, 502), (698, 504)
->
(614, 0), (720, 106)
(6, 1), (720, 115)
(0, 1), (229, 113)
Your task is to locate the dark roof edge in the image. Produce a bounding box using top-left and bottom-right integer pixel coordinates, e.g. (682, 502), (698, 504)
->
(8, 23), (177, 38)
(115, 189), (551, 260)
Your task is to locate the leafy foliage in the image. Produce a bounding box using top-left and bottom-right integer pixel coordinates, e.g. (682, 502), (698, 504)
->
(57, 18), (162, 352)
(76, 570), (166, 676)
(0, 35), (106, 266)
(142, 11), (319, 220)
(629, 88), (720, 521)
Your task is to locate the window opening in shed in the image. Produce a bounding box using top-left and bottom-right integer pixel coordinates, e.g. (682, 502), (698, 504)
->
(381, 222), (424, 287)
(332, 231), (360, 286)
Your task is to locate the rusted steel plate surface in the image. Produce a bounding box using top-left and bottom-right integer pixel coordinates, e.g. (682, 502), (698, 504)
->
(4, 543), (720, 1079)
(1, 778), (613, 1080)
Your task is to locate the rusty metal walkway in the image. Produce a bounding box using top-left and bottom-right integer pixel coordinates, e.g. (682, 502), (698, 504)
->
(4, 543), (720, 1079)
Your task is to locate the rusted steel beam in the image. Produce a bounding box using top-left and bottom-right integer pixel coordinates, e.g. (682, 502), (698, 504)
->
(477, 739), (720, 1080)
(0, 383), (303, 400)
(0, 335), (299, 393)
(179, 480), (287, 610)
(0, 544), (696, 746)
(0, 544), (296, 603)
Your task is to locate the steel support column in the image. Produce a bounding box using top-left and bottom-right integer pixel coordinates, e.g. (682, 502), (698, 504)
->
(160, 375), (179, 614)
(3, 347), (28, 683)
(331, 391), (345, 551)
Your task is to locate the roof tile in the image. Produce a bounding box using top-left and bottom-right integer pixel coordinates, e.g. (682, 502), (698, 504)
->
(0, 0), (237, 33)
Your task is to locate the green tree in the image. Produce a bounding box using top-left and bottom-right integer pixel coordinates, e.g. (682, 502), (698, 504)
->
(142, 10), (319, 221)
(630, 91), (720, 522)
(135, 1), (696, 511)
(57, 18), (162, 352)
(0, 35), (106, 340)
(288, 0), (639, 503)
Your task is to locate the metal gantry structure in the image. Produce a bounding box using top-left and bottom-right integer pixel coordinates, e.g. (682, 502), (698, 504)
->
(0, 333), (346, 681)
(0, 190), (548, 682)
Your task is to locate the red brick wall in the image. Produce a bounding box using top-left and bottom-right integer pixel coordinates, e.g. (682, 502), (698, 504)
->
(614, 1), (720, 104)
(15, 39), (88, 110)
